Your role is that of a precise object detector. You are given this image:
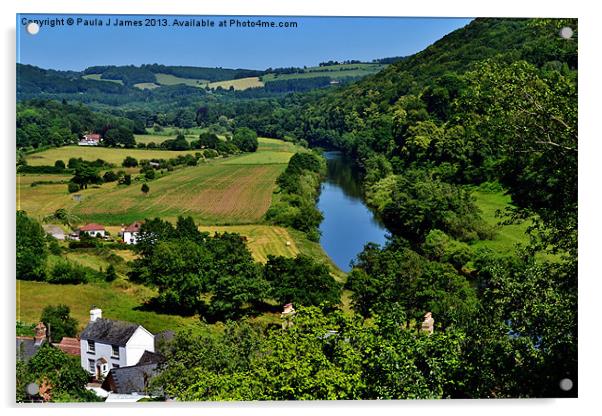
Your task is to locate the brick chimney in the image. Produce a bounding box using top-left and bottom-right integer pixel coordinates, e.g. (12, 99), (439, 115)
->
(34, 322), (47, 345)
(90, 307), (102, 322)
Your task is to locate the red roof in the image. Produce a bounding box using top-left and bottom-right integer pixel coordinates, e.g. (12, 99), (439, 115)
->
(80, 223), (105, 231)
(53, 337), (80, 356)
(83, 133), (101, 141)
(124, 221), (143, 233)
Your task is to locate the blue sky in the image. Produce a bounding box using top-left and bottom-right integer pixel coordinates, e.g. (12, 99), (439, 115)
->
(17, 14), (472, 71)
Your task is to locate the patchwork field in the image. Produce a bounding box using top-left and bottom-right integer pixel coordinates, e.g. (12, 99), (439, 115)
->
(208, 77), (264, 90)
(19, 138), (297, 225)
(71, 163), (285, 225)
(25, 146), (199, 166)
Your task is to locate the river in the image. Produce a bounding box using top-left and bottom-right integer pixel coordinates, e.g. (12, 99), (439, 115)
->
(317, 151), (389, 272)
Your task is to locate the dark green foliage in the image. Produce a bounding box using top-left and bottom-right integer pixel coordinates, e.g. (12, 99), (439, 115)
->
(195, 132), (220, 149)
(104, 126), (135, 148)
(380, 171), (490, 244)
(19, 344), (98, 402)
(232, 127), (258, 152)
(346, 241), (478, 330)
(54, 160), (65, 169)
(18, 165), (71, 174)
(102, 170), (118, 182)
(119, 174), (132, 185)
(16, 211), (47, 281)
(264, 76), (331, 93)
(141, 183), (150, 194)
(105, 264), (117, 282)
(161, 133), (190, 150)
(40, 304), (78, 342)
(47, 260), (89, 284)
(267, 152), (325, 240)
(67, 182), (79, 193)
(71, 163), (102, 190)
(264, 255), (341, 307)
(132, 217), (268, 319)
(122, 156), (138, 167)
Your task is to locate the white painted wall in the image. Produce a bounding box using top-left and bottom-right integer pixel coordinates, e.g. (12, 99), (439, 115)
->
(82, 230), (106, 237)
(80, 339), (128, 376)
(124, 327), (155, 366)
(123, 231), (139, 245)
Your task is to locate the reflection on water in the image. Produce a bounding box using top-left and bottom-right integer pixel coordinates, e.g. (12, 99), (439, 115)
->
(318, 151), (388, 272)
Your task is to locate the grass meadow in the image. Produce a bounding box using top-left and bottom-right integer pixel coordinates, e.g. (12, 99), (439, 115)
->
(208, 77), (264, 90)
(25, 146), (199, 166)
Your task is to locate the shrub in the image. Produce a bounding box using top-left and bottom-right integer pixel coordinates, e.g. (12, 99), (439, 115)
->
(67, 182), (79, 193)
(103, 171), (118, 182)
(47, 261), (88, 284)
(122, 156), (138, 167)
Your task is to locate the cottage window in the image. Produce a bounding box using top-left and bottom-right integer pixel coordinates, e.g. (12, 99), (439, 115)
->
(88, 359), (95, 372)
(111, 345), (119, 358)
(113, 363), (120, 369)
(88, 340), (95, 353)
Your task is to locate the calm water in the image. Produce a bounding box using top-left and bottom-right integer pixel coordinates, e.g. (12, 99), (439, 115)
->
(317, 151), (388, 272)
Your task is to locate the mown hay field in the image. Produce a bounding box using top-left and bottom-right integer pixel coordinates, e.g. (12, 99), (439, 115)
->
(25, 146), (199, 166)
(198, 225), (299, 263)
(208, 77), (264, 90)
(70, 162), (286, 225)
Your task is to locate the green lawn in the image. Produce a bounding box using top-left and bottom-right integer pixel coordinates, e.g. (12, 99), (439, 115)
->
(17, 279), (201, 334)
(261, 63), (385, 82)
(471, 190), (531, 253)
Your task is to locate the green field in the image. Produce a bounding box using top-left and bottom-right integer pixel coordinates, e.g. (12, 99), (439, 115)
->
(82, 74), (124, 85)
(208, 77), (264, 90)
(25, 146), (198, 166)
(17, 279), (200, 334)
(198, 225), (299, 263)
(222, 151), (293, 165)
(471, 190), (531, 253)
(19, 140), (297, 225)
(154, 73), (208, 87)
(261, 63), (385, 82)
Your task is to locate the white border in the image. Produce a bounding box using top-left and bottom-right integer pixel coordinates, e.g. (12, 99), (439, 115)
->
(2, 1), (600, 415)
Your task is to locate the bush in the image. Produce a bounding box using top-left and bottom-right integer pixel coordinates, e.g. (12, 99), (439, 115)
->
(67, 182), (79, 193)
(105, 264), (117, 282)
(122, 156), (138, 167)
(47, 261), (88, 284)
(141, 183), (150, 194)
(54, 160), (66, 169)
(103, 171), (119, 182)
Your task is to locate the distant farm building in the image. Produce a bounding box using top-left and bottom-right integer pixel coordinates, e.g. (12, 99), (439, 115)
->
(122, 221), (143, 245)
(79, 133), (101, 146)
(79, 223), (106, 238)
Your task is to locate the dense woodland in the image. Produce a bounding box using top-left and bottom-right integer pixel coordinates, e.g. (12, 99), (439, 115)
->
(16, 18), (577, 400)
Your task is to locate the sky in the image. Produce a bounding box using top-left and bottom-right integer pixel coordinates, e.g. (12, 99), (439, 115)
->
(17, 14), (472, 71)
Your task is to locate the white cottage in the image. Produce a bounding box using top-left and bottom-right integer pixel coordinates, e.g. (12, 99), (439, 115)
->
(122, 221), (143, 245)
(80, 308), (155, 379)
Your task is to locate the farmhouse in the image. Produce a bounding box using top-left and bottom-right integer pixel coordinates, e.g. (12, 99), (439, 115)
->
(79, 308), (155, 380)
(79, 223), (106, 238)
(122, 221), (143, 245)
(79, 133), (101, 146)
